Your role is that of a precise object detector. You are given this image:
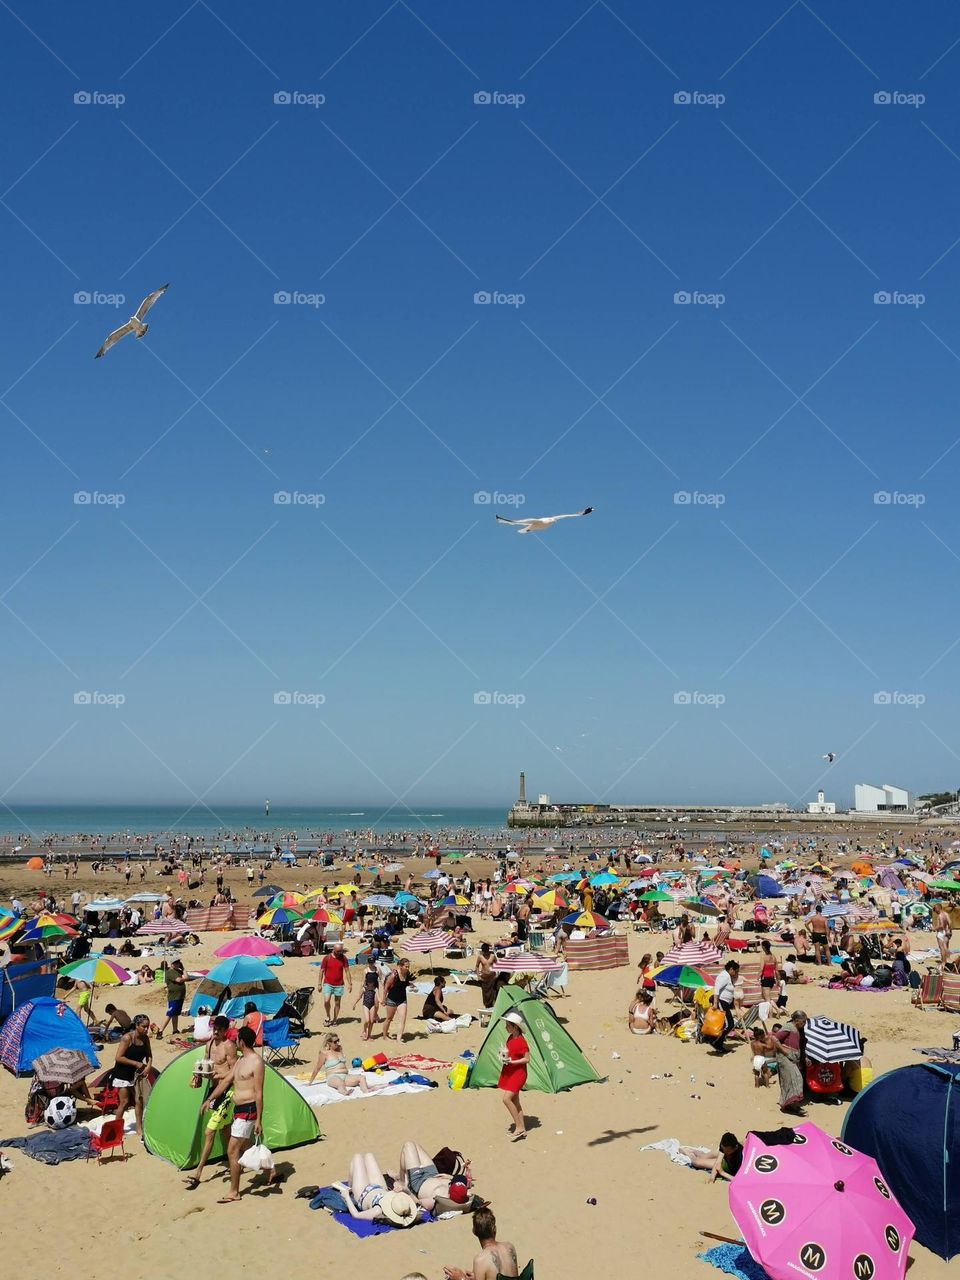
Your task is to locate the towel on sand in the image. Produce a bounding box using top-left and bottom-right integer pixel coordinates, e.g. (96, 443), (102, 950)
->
(699, 1244), (772, 1279)
(284, 1069), (431, 1107)
(640, 1138), (709, 1167)
(307, 1186), (430, 1236)
(0, 1126), (92, 1164)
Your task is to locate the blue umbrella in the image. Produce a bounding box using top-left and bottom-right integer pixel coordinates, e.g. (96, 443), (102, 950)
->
(423, 869), (442, 879)
(547, 872), (579, 883)
(218, 991), (287, 1019)
(189, 955), (284, 1016)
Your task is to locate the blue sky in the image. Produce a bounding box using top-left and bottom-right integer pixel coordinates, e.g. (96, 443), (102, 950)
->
(2, 2), (960, 811)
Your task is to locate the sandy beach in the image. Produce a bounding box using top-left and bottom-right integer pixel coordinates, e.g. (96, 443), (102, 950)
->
(0, 848), (957, 1280)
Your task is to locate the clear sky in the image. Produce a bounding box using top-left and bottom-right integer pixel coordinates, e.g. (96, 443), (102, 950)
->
(2, 2), (959, 811)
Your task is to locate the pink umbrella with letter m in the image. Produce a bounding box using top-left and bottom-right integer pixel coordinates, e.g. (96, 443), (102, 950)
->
(729, 1122), (914, 1280)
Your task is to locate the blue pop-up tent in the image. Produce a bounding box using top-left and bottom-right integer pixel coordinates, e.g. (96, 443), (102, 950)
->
(0, 996), (98, 1076)
(842, 1061), (960, 1260)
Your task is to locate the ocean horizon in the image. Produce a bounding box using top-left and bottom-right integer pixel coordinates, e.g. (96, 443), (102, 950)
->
(0, 803), (514, 841)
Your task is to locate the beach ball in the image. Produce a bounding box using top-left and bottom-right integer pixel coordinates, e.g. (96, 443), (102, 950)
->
(44, 1095), (77, 1129)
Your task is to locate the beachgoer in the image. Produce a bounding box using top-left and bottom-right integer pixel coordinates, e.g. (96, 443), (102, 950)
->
(318, 943), (353, 1026)
(353, 955), (380, 1041)
(308, 1032), (384, 1093)
(759, 941), (777, 994)
(381, 957), (413, 1042)
(157, 960), (186, 1039)
(202, 1025), (277, 1203)
(443, 1207), (520, 1280)
(497, 1009), (529, 1141)
(397, 1140), (474, 1212)
(475, 942), (497, 1009)
(711, 960), (739, 1054)
(628, 989), (656, 1035)
(679, 1132), (744, 1182)
(423, 975), (453, 1023)
(936, 903), (952, 964)
(336, 1152), (419, 1227)
(809, 907), (829, 966)
(112, 1014), (152, 1137)
(184, 1016), (239, 1189)
(102, 1003), (132, 1035)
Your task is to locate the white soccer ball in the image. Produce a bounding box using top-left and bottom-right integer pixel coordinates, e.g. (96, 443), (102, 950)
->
(44, 1095), (77, 1129)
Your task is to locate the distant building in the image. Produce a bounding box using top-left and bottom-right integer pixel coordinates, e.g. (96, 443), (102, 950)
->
(807, 790), (837, 815)
(854, 783), (911, 813)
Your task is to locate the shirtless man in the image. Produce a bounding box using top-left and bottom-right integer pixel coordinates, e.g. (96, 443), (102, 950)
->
(809, 907), (829, 966)
(443, 1208), (520, 1280)
(102, 1003), (132, 1035)
(936, 903), (953, 964)
(184, 1016), (239, 1189)
(112, 1014), (152, 1137)
(201, 1025), (274, 1203)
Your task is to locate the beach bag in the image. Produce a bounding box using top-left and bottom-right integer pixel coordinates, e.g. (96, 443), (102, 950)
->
(447, 1062), (470, 1090)
(434, 1146), (469, 1178)
(701, 1008), (725, 1040)
(238, 1142), (274, 1172)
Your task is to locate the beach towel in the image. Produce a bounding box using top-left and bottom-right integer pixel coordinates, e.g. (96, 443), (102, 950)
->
(824, 981), (895, 994)
(388, 1054), (453, 1072)
(0, 1125), (92, 1164)
(307, 1185), (431, 1236)
(915, 1047), (960, 1064)
(640, 1138), (708, 1167)
(699, 1244), (773, 1280)
(284, 1069), (431, 1107)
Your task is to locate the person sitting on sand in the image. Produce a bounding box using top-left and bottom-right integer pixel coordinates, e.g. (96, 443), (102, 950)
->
(628, 989), (657, 1035)
(395, 1140), (476, 1213)
(307, 1032), (384, 1094)
(422, 975), (453, 1023)
(679, 1132), (744, 1182)
(443, 1207), (521, 1280)
(335, 1152), (419, 1228)
(101, 1003), (132, 1036)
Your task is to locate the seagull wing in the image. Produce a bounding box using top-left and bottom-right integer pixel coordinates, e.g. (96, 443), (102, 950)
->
(134, 282), (170, 322)
(95, 319), (137, 359)
(495, 514), (526, 526)
(549, 506), (594, 521)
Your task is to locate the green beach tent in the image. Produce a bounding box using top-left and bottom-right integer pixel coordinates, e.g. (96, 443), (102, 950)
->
(143, 1046), (320, 1169)
(467, 987), (600, 1093)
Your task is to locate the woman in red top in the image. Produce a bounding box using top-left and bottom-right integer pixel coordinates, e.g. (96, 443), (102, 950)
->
(497, 1010), (530, 1142)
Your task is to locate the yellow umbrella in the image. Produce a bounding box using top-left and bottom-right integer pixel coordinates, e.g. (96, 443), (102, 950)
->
(530, 890), (568, 911)
(302, 887), (329, 901)
(328, 885), (360, 898)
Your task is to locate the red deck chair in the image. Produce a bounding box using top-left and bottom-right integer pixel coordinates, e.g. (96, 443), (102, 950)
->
(87, 1118), (128, 1164)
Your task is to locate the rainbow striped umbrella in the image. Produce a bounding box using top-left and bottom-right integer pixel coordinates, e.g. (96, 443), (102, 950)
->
(19, 919), (78, 943)
(503, 881), (533, 895)
(266, 892), (305, 909)
(301, 907), (343, 925)
(530, 890), (569, 911)
(439, 894), (470, 907)
(60, 956), (133, 985)
(256, 906), (305, 928)
(561, 910), (609, 929)
(0, 912), (22, 942)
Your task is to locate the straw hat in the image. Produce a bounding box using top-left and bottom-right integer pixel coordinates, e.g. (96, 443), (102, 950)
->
(379, 1191), (418, 1227)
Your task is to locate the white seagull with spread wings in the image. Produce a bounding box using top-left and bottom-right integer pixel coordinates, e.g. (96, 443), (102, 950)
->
(95, 283), (169, 359)
(495, 506), (593, 535)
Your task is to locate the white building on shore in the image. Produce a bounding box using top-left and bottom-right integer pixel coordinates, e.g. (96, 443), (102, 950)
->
(854, 783), (911, 813)
(807, 790), (837, 814)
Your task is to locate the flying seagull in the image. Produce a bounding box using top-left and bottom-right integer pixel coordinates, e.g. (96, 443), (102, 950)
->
(823, 752), (836, 763)
(495, 506), (593, 535)
(95, 283), (169, 359)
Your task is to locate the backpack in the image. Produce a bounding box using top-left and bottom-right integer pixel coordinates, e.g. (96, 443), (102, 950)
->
(434, 1146), (468, 1178)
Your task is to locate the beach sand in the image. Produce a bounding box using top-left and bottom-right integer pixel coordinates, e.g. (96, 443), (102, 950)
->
(0, 857), (955, 1280)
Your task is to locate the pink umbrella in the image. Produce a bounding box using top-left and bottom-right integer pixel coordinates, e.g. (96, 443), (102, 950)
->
(661, 939), (723, 967)
(401, 930), (454, 953)
(213, 935), (281, 959)
(729, 1122), (914, 1280)
(491, 954), (564, 973)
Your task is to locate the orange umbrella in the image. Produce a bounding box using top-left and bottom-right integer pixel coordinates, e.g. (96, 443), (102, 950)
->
(26, 856), (44, 871)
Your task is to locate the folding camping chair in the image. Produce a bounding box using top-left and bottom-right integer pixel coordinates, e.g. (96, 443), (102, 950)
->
(262, 1016), (299, 1065)
(914, 968), (942, 1009)
(277, 986), (314, 1036)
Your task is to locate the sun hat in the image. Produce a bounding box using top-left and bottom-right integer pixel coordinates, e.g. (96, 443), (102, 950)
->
(380, 1190), (419, 1227)
(503, 1010), (525, 1026)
